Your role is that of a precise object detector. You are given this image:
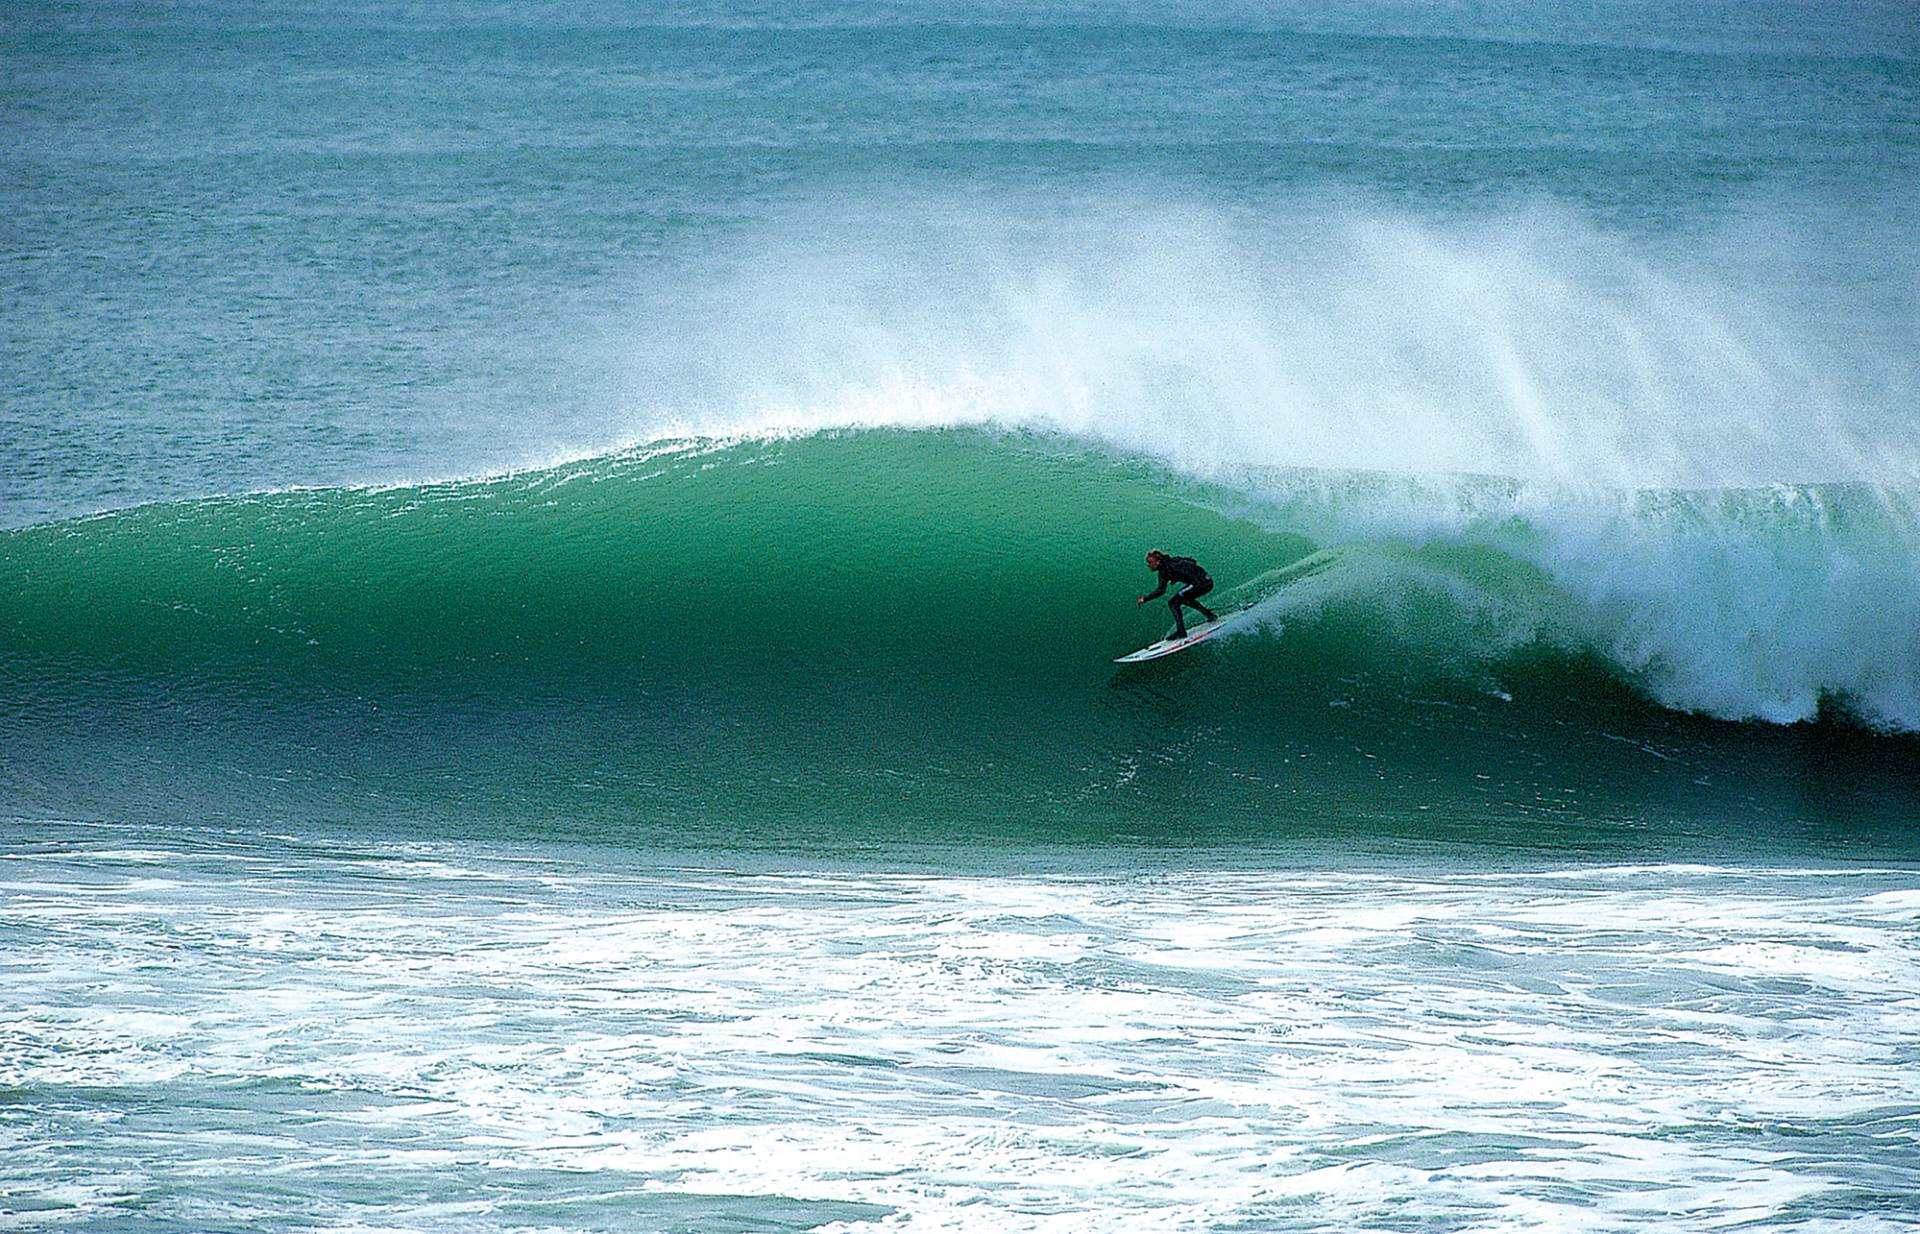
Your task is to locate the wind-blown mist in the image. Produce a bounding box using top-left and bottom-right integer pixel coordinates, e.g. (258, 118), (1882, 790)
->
(614, 197), (1919, 489)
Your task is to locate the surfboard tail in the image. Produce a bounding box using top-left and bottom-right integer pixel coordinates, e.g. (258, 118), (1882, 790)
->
(1114, 615), (1238, 663)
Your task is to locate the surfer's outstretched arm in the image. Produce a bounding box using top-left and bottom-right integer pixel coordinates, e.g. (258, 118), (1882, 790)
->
(1139, 579), (1168, 603)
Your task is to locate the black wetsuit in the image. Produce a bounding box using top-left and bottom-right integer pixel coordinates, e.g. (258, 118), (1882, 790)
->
(1143, 555), (1217, 637)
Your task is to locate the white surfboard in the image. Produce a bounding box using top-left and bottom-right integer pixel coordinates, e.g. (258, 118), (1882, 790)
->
(1114, 614), (1242, 663)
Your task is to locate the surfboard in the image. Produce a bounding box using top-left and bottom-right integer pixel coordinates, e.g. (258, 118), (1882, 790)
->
(1114, 614), (1241, 663)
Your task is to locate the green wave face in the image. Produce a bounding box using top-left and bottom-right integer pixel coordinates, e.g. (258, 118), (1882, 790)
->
(3, 429), (1915, 858)
(0, 429), (1305, 680)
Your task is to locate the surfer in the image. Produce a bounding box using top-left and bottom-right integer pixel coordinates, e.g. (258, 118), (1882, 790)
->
(1138, 549), (1217, 640)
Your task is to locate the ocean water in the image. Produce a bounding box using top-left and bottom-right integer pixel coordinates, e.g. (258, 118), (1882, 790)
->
(3, 1), (1918, 1230)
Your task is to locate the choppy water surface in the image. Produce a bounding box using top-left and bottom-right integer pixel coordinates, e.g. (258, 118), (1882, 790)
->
(5, 824), (1916, 1232)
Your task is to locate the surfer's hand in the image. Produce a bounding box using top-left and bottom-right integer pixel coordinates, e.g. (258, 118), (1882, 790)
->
(1135, 596), (1145, 605)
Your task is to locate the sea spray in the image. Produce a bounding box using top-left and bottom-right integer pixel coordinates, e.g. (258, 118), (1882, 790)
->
(599, 196), (1920, 489)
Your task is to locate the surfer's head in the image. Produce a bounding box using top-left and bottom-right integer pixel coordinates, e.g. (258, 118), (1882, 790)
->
(1145, 549), (1166, 569)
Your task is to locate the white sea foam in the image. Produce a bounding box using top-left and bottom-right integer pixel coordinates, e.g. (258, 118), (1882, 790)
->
(1217, 485), (1920, 728)
(3, 827), (1917, 1232)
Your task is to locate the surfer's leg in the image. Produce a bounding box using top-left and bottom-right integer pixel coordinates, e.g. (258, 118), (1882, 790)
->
(1189, 578), (1218, 623)
(1169, 588), (1194, 638)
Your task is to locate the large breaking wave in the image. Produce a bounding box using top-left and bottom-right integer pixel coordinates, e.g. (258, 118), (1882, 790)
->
(1, 428), (1916, 849)
(574, 197), (1920, 730)
(4, 199), (1915, 838)
(3, 427), (1914, 729)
